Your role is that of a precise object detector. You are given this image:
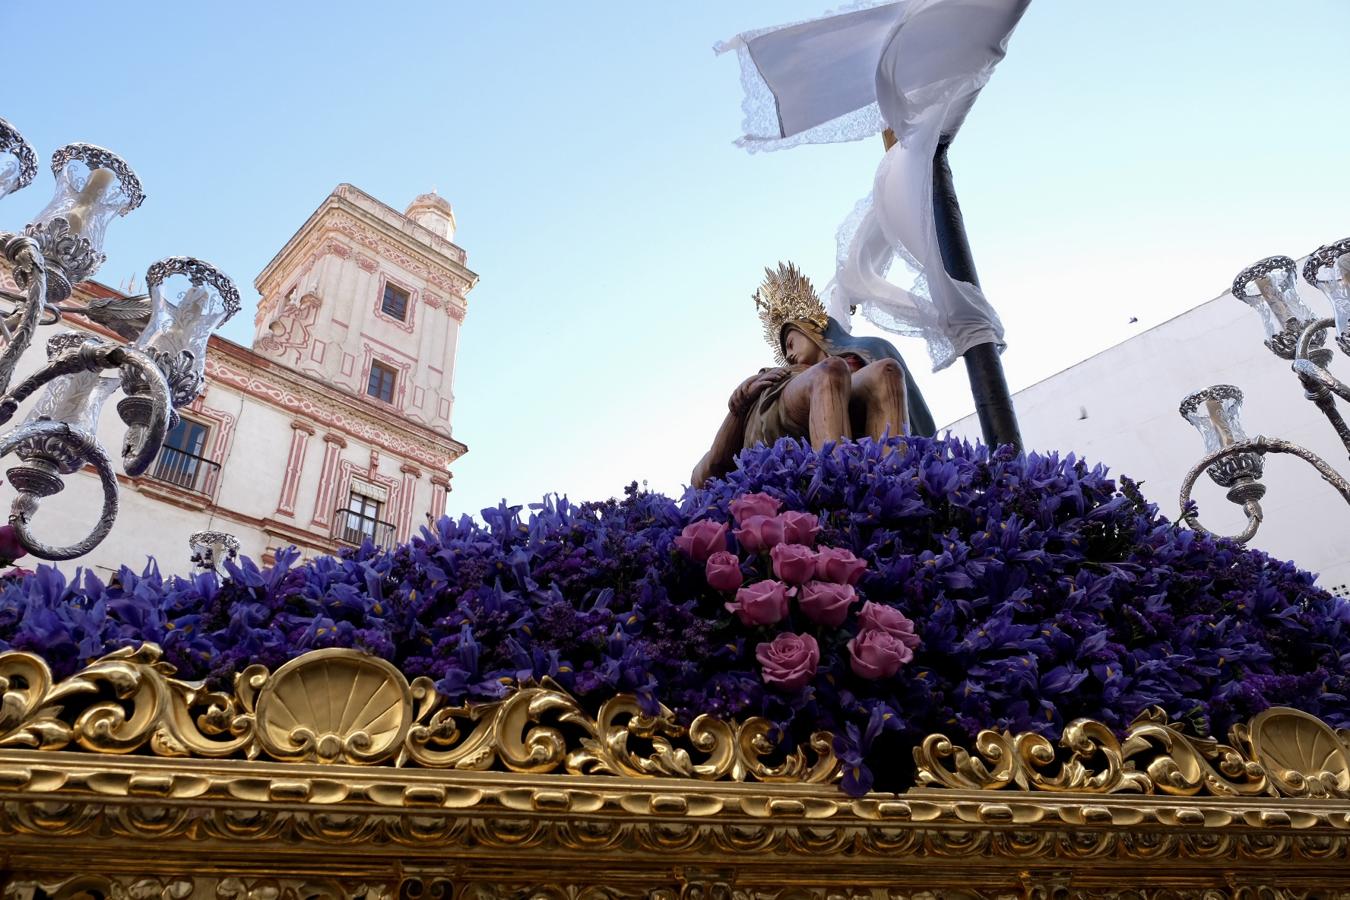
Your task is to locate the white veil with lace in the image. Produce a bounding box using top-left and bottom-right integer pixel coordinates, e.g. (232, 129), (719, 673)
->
(717, 0), (1031, 371)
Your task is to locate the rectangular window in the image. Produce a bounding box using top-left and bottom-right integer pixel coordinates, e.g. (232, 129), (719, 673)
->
(381, 283), (410, 321)
(339, 490), (392, 547)
(367, 360), (397, 404)
(151, 416), (214, 492)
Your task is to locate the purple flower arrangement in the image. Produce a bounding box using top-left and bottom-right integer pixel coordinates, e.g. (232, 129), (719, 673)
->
(0, 434), (1347, 797)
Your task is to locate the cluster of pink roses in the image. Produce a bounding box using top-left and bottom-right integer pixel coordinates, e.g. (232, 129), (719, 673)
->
(675, 492), (919, 692)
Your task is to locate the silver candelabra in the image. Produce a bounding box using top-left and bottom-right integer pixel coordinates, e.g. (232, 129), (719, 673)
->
(0, 116), (239, 560)
(1180, 240), (1350, 543)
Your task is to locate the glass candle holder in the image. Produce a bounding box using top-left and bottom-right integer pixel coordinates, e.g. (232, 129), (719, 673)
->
(189, 530), (240, 571)
(1303, 238), (1350, 356)
(1179, 384), (1264, 491)
(132, 257), (241, 407)
(0, 117), (37, 201)
(1232, 256), (1321, 359)
(27, 144), (144, 292)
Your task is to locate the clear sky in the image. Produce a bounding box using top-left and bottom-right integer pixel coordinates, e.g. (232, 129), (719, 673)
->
(2, 1), (1348, 519)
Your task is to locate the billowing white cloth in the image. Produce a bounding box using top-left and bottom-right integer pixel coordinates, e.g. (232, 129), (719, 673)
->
(718, 0), (1030, 371)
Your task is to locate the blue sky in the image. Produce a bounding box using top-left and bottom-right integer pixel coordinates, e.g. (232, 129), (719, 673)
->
(3, 1), (1348, 519)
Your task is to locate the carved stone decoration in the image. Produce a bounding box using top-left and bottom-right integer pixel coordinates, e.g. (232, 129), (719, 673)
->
(0, 643), (836, 782)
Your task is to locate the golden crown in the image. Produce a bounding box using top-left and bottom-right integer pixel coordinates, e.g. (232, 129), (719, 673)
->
(754, 262), (829, 365)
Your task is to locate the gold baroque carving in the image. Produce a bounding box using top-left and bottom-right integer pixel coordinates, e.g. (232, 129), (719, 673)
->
(3, 875), (195, 900)
(914, 705), (1350, 799)
(3, 643), (1350, 804)
(2, 874), (1347, 900)
(1, 875), (397, 900)
(0, 644), (836, 782)
(5, 643), (1350, 802)
(6, 650), (1350, 889)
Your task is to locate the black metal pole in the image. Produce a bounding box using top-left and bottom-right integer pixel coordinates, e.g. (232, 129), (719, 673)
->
(931, 138), (1023, 453)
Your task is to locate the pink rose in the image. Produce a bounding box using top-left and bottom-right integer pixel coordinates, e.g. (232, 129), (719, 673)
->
(856, 602), (920, 649)
(814, 546), (867, 585)
(756, 632), (820, 691)
(770, 543), (816, 585)
(798, 580), (857, 627)
(729, 492), (782, 524)
(675, 519), (728, 563)
(0, 524), (28, 566)
(733, 514), (786, 553)
(705, 551), (744, 592)
(779, 511), (821, 547)
(848, 628), (914, 679)
(725, 580), (792, 626)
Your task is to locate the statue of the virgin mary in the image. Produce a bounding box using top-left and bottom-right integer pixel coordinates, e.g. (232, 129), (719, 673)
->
(691, 263), (935, 488)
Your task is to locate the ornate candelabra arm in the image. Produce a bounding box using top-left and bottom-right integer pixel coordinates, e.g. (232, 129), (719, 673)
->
(0, 340), (171, 477)
(1295, 317), (1338, 362)
(0, 340), (125, 425)
(0, 233), (49, 396)
(1180, 436), (1350, 543)
(1285, 318), (1350, 457)
(1292, 357), (1350, 456)
(0, 420), (118, 560)
(113, 346), (171, 477)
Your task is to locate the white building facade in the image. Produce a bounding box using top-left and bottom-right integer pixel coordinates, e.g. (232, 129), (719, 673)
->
(946, 293), (1350, 595)
(5, 184), (476, 579)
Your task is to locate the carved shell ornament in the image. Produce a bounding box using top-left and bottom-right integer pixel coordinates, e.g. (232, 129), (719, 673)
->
(1239, 706), (1350, 797)
(254, 649), (412, 764)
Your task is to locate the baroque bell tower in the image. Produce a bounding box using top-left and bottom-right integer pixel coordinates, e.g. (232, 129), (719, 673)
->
(251, 184), (477, 438)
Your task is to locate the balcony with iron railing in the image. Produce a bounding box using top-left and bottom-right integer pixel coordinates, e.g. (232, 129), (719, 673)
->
(332, 506), (397, 550)
(149, 445), (221, 495)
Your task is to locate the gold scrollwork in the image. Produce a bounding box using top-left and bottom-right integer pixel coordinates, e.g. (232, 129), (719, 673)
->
(6, 642), (1350, 802)
(0, 644), (836, 783)
(915, 705), (1350, 798)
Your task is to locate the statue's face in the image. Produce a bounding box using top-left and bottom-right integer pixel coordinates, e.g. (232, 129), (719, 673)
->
(784, 327), (827, 366)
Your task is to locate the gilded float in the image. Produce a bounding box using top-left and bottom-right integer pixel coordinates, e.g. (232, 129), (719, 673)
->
(4, 645), (1350, 898)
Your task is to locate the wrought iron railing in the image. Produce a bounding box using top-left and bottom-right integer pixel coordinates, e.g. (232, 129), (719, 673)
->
(333, 506), (396, 549)
(149, 445), (220, 494)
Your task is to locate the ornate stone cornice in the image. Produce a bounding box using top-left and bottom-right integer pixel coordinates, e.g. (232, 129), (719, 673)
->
(4, 645), (1350, 894)
(255, 185), (478, 303)
(205, 344), (465, 468)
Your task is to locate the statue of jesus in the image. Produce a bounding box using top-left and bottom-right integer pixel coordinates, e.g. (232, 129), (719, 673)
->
(692, 263), (936, 488)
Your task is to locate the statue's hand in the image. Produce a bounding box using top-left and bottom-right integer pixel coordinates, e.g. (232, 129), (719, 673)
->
(729, 368), (791, 417)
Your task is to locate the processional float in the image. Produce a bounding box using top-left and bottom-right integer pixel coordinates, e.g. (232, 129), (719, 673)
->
(1, 3), (1349, 898)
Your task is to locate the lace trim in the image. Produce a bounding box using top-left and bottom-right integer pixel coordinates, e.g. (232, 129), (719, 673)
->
(828, 192), (958, 370)
(714, 0), (899, 154)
